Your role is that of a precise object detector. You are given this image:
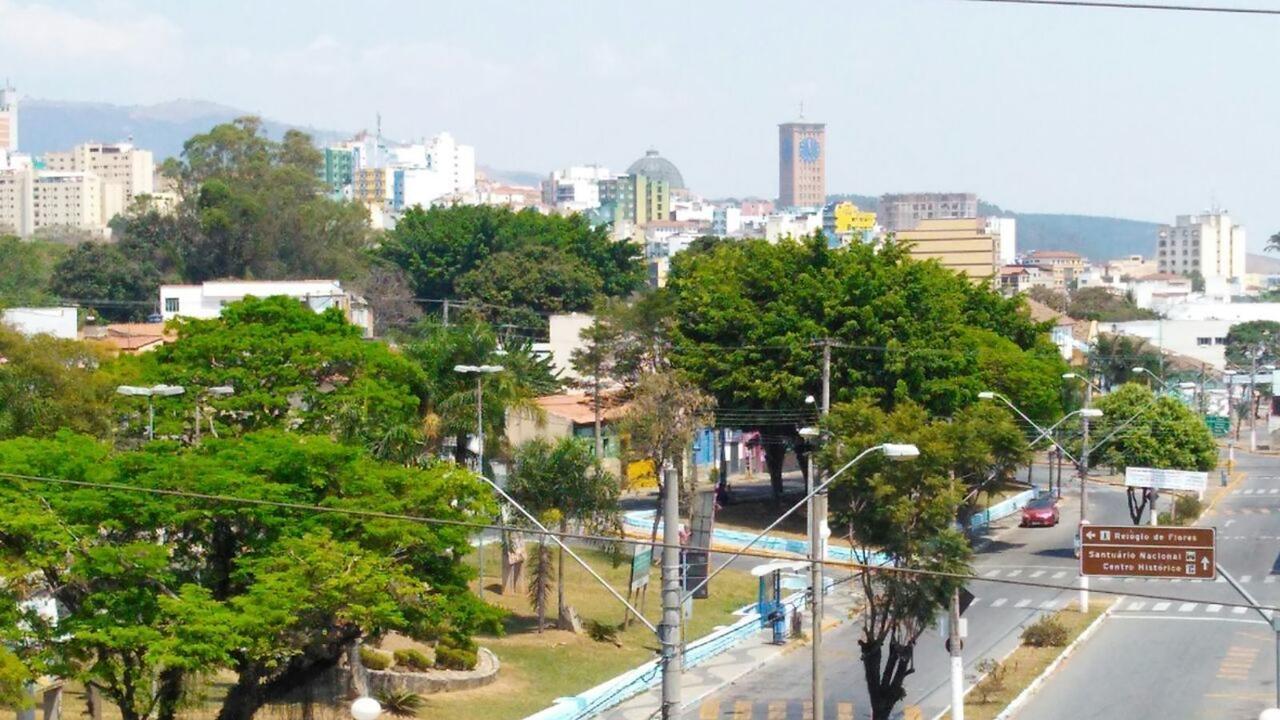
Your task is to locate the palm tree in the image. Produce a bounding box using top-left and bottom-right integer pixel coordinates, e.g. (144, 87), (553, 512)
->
(1268, 231), (1280, 254)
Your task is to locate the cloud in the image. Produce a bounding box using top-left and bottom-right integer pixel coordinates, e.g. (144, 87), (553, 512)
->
(0, 0), (183, 67)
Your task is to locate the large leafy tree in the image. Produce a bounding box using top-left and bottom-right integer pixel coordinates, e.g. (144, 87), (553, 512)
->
(821, 399), (971, 720)
(0, 431), (501, 720)
(49, 242), (161, 322)
(666, 234), (1059, 498)
(0, 236), (64, 307)
(1224, 320), (1280, 368)
(1088, 383), (1218, 523)
(1089, 334), (1164, 391)
(0, 327), (115, 440)
(378, 205), (644, 327)
(507, 437), (620, 622)
(619, 370), (715, 516)
(121, 296), (427, 460)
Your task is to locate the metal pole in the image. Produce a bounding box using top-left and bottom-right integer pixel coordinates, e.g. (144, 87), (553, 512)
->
(194, 398), (201, 445)
(1079, 380), (1092, 612)
(476, 375), (485, 600)
(811, 338), (831, 720)
(660, 466), (682, 719)
(1251, 349), (1259, 453)
(147, 395), (155, 441)
(949, 588), (964, 720)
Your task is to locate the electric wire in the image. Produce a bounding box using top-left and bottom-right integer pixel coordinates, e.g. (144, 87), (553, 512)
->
(955, 0), (1280, 14)
(0, 469), (1273, 614)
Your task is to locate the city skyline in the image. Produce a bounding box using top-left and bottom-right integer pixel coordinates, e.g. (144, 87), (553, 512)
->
(1, 0), (1277, 249)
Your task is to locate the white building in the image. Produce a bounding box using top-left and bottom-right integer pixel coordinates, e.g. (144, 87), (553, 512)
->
(712, 206), (742, 236)
(764, 212), (822, 242)
(1156, 211), (1245, 280)
(43, 142), (154, 209)
(1102, 319), (1232, 368)
(31, 171), (105, 235)
(0, 82), (16, 153)
(532, 313), (595, 379)
(159, 280), (374, 337)
(986, 217), (1017, 265)
(541, 165), (612, 212)
(2, 307), (78, 339)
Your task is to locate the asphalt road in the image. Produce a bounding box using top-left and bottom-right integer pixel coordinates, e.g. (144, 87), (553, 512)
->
(1012, 451), (1280, 720)
(687, 464), (1138, 719)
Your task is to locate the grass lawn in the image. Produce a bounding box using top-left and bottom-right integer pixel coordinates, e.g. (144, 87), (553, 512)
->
(957, 600), (1111, 720)
(418, 544), (759, 720)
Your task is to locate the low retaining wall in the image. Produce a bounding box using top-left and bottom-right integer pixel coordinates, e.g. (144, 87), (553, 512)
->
(368, 648), (499, 695)
(968, 489), (1037, 530)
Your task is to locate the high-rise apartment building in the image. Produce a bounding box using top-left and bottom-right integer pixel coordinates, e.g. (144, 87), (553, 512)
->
(896, 218), (999, 282)
(778, 122), (825, 209)
(1156, 212), (1246, 280)
(598, 173), (670, 227)
(879, 193), (978, 232)
(0, 83), (17, 152)
(42, 142), (154, 208)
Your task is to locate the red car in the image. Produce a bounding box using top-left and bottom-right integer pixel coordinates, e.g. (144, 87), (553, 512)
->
(1020, 496), (1060, 527)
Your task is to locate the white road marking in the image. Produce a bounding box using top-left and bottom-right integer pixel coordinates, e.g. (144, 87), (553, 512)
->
(1127, 601), (1146, 611)
(1111, 615), (1269, 626)
(1240, 575), (1253, 583)
(1052, 571), (1066, 579)
(983, 569), (1000, 578)
(1207, 604), (1223, 613)
(990, 598), (1008, 607)
(1007, 569), (1023, 578)
(1015, 599), (1031, 608)
(1232, 606), (1248, 615)
(1153, 602), (1171, 611)
(1178, 603), (1197, 612)
(1030, 570), (1045, 578)
(1265, 576), (1277, 584)
(1039, 600), (1056, 609)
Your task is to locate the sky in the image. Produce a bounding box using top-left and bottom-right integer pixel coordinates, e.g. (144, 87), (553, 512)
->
(2, 0), (1278, 249)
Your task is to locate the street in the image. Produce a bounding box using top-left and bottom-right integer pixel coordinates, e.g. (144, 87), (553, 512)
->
(1012, 450), (1279, 720)
(680, 457), (1264, 720)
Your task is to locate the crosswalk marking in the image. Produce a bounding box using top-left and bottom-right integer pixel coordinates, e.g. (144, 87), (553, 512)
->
(1153, 602), (1171, 611)
(1040, 600), (1057, 609)
(1052, 571), (1066, 579)
(699, 700), (721, 720)
(1232, 607), (1248, 615)
(836, 702), (854, 720)
(1240, 575), (1253, 583)
(1127, 601), (1146, 611)
(1207, 604), (1222, 613)
(1179, 603), (1197, 612)
(766, 701), (785, 720)
(990, 598), (1008, 607)
(1030, 570), (1045, 578)
(1266, 576), (1277, 584)
(732, 700), (752, 719)
(984, 569), (1000, 578)
(1007, 569), (1022, 577)
(1015, 599), (1031, 608)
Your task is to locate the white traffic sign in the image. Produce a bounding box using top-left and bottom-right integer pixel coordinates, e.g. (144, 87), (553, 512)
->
(1125, 467), (1208, 493)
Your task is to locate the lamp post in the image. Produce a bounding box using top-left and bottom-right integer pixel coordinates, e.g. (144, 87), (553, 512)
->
(1061, 373), (1105, 610)
(1132, 366), (1172, 393)
(116, 384), (186, 440)
(454, 364), (504, 600)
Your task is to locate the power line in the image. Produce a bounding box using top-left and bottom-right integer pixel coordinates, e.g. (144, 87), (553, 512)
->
(0, 469), (1271, 613)
(955, 0), (1280, 14)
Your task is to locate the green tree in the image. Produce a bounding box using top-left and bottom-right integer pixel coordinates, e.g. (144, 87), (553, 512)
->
(618, 370), (715, 520)
(1090, 334), (1164, 390)
(1224, 320), (1280, 368)
(507, 438), (620, 623)
(666, 234), (1055, 498)
(0, 431), (501, 720)
(1089, 383), (1217, 524)
(49, 242), (160, 322)
(820, 399), (971, 720)
(122, 296), (427, 459)
(378, 205), (644, 325)
(0, 327), (115, 440)
(0, 236), (64, 307)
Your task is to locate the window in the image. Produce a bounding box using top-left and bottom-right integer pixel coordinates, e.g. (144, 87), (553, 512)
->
(164, 297), (179, 313)
(1197, 337), (1212, 347)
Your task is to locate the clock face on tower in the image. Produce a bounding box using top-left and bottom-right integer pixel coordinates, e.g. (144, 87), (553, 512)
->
(798, 137), (821, 163)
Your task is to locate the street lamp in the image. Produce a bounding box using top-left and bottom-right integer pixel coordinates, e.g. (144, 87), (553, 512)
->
(194, 385), (235, 444)
(1132, 366), (1171, 392)
(351, 696), (381, 720)
(454, 363), (504, 600)
(1061, 372), (1103, 395)
(116, 384), (185, 440)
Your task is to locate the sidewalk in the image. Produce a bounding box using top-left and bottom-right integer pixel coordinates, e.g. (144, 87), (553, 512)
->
(602, 582), (861, 719)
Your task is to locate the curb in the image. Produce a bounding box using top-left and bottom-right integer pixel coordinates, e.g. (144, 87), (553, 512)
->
(991, 598), (1120, 720)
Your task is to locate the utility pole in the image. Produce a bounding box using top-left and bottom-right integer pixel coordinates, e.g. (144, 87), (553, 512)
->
(811, 338), (832, 720)
(1079, 377), (1092, 612)
(949, 588), (964, 720)
(660, 466), (682, 719)
(1250, 344), (1260, 453)
(476, 374), (486, 600)
(443, 298), (450, 327)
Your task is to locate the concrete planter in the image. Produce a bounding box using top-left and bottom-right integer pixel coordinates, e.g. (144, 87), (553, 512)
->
(367, 647), (499, 695)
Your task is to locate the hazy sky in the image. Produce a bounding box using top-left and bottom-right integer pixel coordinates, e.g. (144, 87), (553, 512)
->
(3, 0), (1278, 249)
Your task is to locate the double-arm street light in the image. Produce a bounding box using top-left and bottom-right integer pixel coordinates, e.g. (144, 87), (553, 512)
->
(1132, 366), (1172, 393)
(116, 384), (185, 440)
(454, 363), (505, 600)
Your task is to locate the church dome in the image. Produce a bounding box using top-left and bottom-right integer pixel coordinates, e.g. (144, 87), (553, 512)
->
(626, 149), (685, 190)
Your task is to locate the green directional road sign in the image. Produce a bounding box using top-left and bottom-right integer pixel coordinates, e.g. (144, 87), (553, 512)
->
(1205, 415), (1230, 437)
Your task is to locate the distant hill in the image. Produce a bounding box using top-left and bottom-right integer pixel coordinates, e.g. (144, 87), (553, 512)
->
(18, 98), (348, 161)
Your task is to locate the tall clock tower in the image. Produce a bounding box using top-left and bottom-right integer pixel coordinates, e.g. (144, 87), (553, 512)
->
(778, 121), (826, 209)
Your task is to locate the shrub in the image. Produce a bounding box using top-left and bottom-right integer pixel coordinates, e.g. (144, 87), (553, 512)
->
(359, 646), (393, 671)
(972, 658), (1009, 704)
(394, 648), (433, 672)
(1174, 494), (1202, 522)
(1021, 615), (1069, 647)
(586, 619), (620, 645)
(434, 646), (478, 671)
(375, 689), (424, 717)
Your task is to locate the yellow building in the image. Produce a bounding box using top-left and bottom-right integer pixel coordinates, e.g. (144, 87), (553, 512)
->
(895, 218), (998, 282)
(832, 202), (876, 233)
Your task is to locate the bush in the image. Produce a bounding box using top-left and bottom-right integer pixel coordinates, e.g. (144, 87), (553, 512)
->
(972, 658), (1009, 704)
(394, 648), (433, 672)
(1021, 615), (1069, 647)
(586, 619), (620, 645)
(360, 646), (393, 671)
(1174, 494), (1202, 522)
(434, 645), (478, 671)
(375, 689), (424, 717)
